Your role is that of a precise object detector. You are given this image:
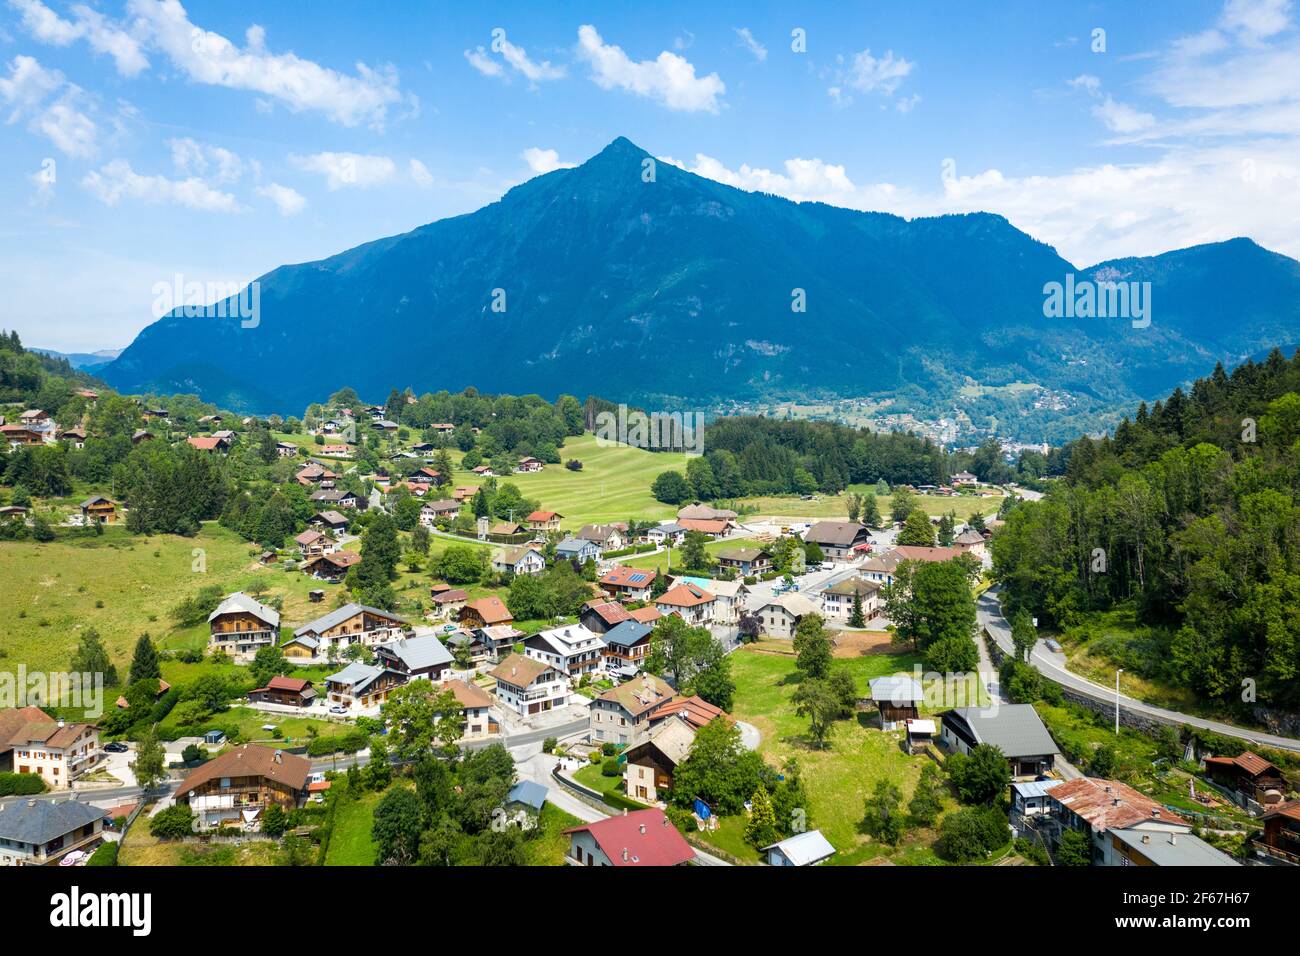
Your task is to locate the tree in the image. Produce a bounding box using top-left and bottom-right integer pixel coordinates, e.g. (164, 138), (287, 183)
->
(861, 493), (882, 529)
(908, 764), (946, 826)
(249, 645), (289, 688)
(935, 805), (1009, 862)
(1057, 828), (1092, 866)
(651, 470), (692, 504)
(792, 677), (839, 749)
(947, 744), (1011, 804)
(261, 802), (288, 837)
(1010, 610), (1036, 662)
(131, 726), (167, 793)
(1089, 742), (1118, 778)
(149, 804), (195, 839)
(848, 592), (866, 628)
(372, 786), (424, 865)
(890, 487), (917, 524)
(897, 509), (936, 546)
(671, 718), (765, 815)
(744, 786), (779, 848)
(937, 512), (956, 547)
(69, 627), (118, 687)
(792, 614), (832, 679)
(127, 633), (160, 685)
(364, 737), (392, 791)
(862, 779), (906, 845)
(381, 682), (464, 760)
(679, 530), (712, 571)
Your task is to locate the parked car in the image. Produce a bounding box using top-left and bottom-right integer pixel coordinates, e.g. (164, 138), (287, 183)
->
(329, 704), (348, 715)
(103, 741), (129, 753)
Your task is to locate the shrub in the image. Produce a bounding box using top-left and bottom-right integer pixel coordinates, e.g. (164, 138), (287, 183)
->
(601, 742), (618, 757)
(601, 756), (622, 777)
(542, 736), (558, 754)
(935, 805), (1010, 862)
(181, 744), (204, 764)
(0, 772), (47, 797)
(86, 842), (119, 866)
(149, 804), (196, 839)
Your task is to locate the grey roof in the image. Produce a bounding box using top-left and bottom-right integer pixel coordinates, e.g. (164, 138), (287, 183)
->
(294, 603), (407, 638)
(377, 633), (453, 671)
(761, 829), (836, 866)
(649, 522), (685, 535)
(325, 662), (385, 693)
(602, 620), (653, 649)
(209, 592), (280, 628)
(281, 634), (320, 649)
(943, 704), (1059, 759)
(556, 538), (594, 555)
(506, 780), (548, 812)
(869, 675), (924, 704)
(0, 797), (105, 846)
(1012, 779), (1063, 799)
(1109, 828), (1239, 866)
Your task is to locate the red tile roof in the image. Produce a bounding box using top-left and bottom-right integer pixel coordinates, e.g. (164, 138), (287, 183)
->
(677, 518), (729, 534)
(1204, 751), (1278, 777)
(584, 601), (632, 627)
(651, 694), (728, 730)
(564, 808), (694, 866)
(1050, 777), (1186, 832)
(601, 566), (658, 587)
(527, 510), (559, 521)
(628, 606), (662, 624)
(657, 583), (715, 608)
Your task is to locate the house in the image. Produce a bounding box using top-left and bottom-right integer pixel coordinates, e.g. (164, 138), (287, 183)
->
(803, 521), (871, 560)
(590, 673), (676, 745)
(1258, 799), (1300, 864)
(527, 509), (564, 530)
(320, 443), (352, 457)
(655, 582), (717, 625)
(296, 463), (338, 487)
(675, 575), (748, 625)
(490, 653), (570, 716)
(0, 712), (99, 789)
(677, 504), (738, 522)
(939, 704), (1058, 777)
(601, 620), (655, 677)
(577, 523), (626, 551)
(628, 606), (662, 626)
(375, 633), (454, 682)
(441, 680), (497, 739)
(302, 550), (361, 582)
(324, 663), (407, 711)
(564, 807), (694, 866)
(187, 435), (231, 453)
(1045, 776), (1204, 866)
(290, 604), (409, 661)
(174, 744), (311, 830)
(516, 456), (544, 473)
(19, 409), (51, 428)
(754, 592), (820, 640)
(858, 549), (906, 586)
(0, 796), (106, 866)
(492, 544), (546, 576)
(208, 592), (281, 662)
(502, 780), (548, 830)
(761, 829), (837, 867)
(478, 624), (526, 659)
(488, 521), (526, 537)
(1203, 751), (1288, 804)
(644, 522), (687, 547)
(452, 485), (480, 502)
(294, 529), (337, 559)
(894, 545), (964, 564)
(79, 495), (117, 524)
(600, 566), (658, 602)
(868, 675), (923, 730)
(0, 425), (44, 447)
(555, 537), (601, 565)
(952, 470), (979, 485)
(247, 676), (316, 708)
(1108, 827), (1239, 866)
(419, 499), (461, 524)
(954, 529), (987, 557)
(648, 695), (726, 733)
(459, 596), (514, 629)
(623, 718), (695, 802)
(1010, 779), (1063, 826)
(131, 428), (154, 444)
(524, 624), (606, 678)
(820, 576), (882, 622)
(429, 585), (469, 619)
(676, 517), (732, 537)
(310, 488), (365, 510)
(308, 509), (350, 534)
(58, 427), (86, 448)
(715, 547), (772, 577)
(904, 718), (936, 754)
(275, 441), (299, 458)
(472, 464), (496, 477)
(580, 600), (633, 634)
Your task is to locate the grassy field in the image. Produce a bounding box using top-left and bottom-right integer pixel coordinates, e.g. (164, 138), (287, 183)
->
(526, 803), (585, 866)
(740, 489), (1003, 522)
(324, 786), (384, 866)
(118, 821), (284, 866)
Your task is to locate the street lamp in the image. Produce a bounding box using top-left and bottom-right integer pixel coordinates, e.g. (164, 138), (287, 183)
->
(1115, 668), (1124, 735)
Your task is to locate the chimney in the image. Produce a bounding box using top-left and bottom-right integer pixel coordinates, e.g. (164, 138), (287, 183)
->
(1151, 808), (1160, 817)
(273, 750), (282, 764)
(621, 847), (629, 862)
(639, 823), (646, 834)
(1141, 834), (1150, 844)
(622, 807), (628, 817)
(1169, 835), (1177, 846)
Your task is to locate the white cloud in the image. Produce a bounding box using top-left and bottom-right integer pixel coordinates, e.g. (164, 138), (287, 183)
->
(521, 146), (575, 174)
(256, 182), (305, 216)
(1219, 0), (1292, 41)
(464, 31), (564, 85)
(0, 54), (98, 156)
(168, 137), (250, 183)
(1092, 95), (1157, 133)
(9, 0), (149, 76)
(576, 24), (725, 113)
(82, 158), (242, 211)
(464, 46), (504, 78)
(408, 158), (434, 188)
(734, 27), (767, 62)
(289, 151), (397, 190)
(661, 153), (855, 202)
(126, 0), (409, 127)
(829, 47), (914, 105)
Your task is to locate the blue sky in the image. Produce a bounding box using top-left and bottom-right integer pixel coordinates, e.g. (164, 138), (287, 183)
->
(2, 0), (1298, 351)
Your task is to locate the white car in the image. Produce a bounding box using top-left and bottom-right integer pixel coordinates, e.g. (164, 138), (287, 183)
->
(329, 704), (348, 715)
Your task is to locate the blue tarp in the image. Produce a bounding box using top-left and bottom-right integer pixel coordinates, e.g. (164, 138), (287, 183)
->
(693, 799), (711, 819)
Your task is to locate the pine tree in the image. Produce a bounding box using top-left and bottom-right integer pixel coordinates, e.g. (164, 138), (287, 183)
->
(849, 592), (866, 628)
(128, 633), (161, 685)
(744, 786), (779, 848)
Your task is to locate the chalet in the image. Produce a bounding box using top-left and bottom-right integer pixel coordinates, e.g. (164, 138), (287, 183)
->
(869, 675), (924, 730)
(430, 422), (456, 435)
(628, 606), (662, 626)
(492, 544), (546, 576)
(580, 600), (633, 634)
(952, 470), (979, 485)
(516, 456), (544, 473)
(623, 717), (695, 802)
(859, 549), (905, 586)
(420, 499), (461, 525)
(308, 510), (349, 533)
(441, 679), (497, 739)
(655, 582), (717, 625)
(208, 592), (281, 662)
(1010, 779), (1063, 825)
(275, 441), (298, 458)
(524, 624), (606, 678)
(319, 443), (351, 457)
(577, 523), (626, 551)
(803, 521), (870, 560)
(600, 620), (654, 677)
(0, 711), (100, 789)
(565, 807), (694, 867)
(19, 409), (51, 428)
(503, 780), (547, 830)
(186, 435), (230, 453)
(675, 575), (747, 625)
(938, 704), (1058, 777)
(1203, 751), (1288, 804)
(290, 604), (409, 660)
(375, 633), (454, 682)
(302, 550), (361, 582)
(459, 596), (514, 629)
(372, 419), (399, 432)
(131, 428), (154, 444)
(821, 576), (883, 622)
(488, 520), (526, 537)
(79, 495), (117, 524)
(58, 427), (86, 448)
(676, 517), (732, 538)
(644, 522), (687, 547)
(1258, 799), (1300, 864)
(429, 585), (469, 619)
(445, 630), (490, 666)
(648, 695), (725, 733)
(294, 529), (336, 559)
(590, 673), (675, 745)
(894, 545), (963, 564)
(310, 488), (365, 510)
(478, 623), (526, 658)
(296, 463), (338, 487)
(490, 653), (569, 716)
(526, 510), (563, 533)
(1, 425), (44, 447)
(212, 429), (237, 443)
(452, 485), (480, 502)
(715, 547), (772, 577)
(174, 744), (311, 830)
(0, 796), (106, 866)
(324, 663), (407, 711)
(409, 466), (441, 484)
(556, 537), (601, 565)
(247, 676), (316, 708)
(472, 464), (496, 477)
(599, 566), (658, 602)
(196, 415), (222, 427)
(755, 592), (819, 639)
(954, 529), (987, 557)
(761, 829), (837, 867)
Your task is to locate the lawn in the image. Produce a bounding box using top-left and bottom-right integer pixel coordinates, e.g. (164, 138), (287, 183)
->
(118, 821), (284, 866)
(324, 786), (384, 866)
(573, 760), (628, 798)
(155, 705), (351, 746)
(526, 803), (585, 866)
(738, 489), (1003, 523)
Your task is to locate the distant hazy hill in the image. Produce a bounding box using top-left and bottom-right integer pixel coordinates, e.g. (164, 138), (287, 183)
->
(33, 347), (123, 370)
(102, 136), (1300, 417)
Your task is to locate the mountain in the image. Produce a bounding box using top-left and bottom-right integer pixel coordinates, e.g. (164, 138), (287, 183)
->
(33, 347), (123, 370)
(102, 136), (1300, 418)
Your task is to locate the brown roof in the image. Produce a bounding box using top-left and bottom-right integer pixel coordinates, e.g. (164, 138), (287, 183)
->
(601, 566), (658, 587)
(657, 583), (715, 608)
(893, 545), (962, 563)
(1050, 777), (1187, 832)
(462, 596), (513, 626)
(584, 600), (632, 627)
(311, 550), (360, 569)
(805, 521), (869, 547)
(441, 679), (493, 709)
(5, 719), (95, 750)
(677, 518), (729, 534)
(527, 510), (560, 521)
(0, 706), (50, 752)
(431, 587), (469, 605)
(1261, 799), (1300, 823)
(174, 744), (311, 799)
(186, 436), (223, 450)
(1204, 751), (1278, 778)
(628, 606), (662, 624)
(597, 674), (675, 718)
(650, 694), (728, 730)
(489, 653), (551, 688)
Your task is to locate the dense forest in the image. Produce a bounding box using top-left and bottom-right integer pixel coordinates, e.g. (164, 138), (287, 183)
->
(992, 348), (1300, 714)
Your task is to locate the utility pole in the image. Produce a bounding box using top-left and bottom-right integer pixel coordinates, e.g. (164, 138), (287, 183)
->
(1115, 668), (1123, 735)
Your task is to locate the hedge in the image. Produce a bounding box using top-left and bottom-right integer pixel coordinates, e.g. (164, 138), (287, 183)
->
(0, 772), (47, 796)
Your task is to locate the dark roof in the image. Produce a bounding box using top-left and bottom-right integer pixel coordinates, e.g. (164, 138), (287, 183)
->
(940, 704), (1058, 758)
(174, 744), (311, 799)
(0, 797), (106, 845)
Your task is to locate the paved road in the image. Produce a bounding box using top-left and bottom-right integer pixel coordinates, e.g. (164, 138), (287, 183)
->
(978, 588), (1300, 753)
